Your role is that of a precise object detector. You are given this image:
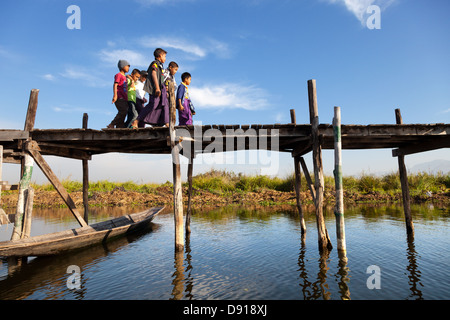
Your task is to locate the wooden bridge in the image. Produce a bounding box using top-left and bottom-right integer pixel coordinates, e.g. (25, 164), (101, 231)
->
(1, 80), (449, 254)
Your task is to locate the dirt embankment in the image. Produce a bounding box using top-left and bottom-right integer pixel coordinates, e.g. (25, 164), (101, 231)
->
(1, 186), (448, 209)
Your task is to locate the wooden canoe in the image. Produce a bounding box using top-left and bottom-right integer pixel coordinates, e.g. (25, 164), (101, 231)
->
(0, 206), (164, 257)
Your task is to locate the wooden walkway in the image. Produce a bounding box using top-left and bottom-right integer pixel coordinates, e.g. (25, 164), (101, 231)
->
(1, 80), (449, 255)
(2, 123), (449, 162)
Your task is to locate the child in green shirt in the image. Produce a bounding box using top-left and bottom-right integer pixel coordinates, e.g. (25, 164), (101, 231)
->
(125, 69), (141, 129)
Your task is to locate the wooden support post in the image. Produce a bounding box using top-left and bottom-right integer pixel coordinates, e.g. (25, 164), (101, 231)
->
(21, 89), (39, 177)
(82, 113), (89, 224)
(186, 154), (194, 234)
(290, 109), (296, 124)
(0, 146), (3, 209)
(21, 187), (34, 239)
(11, 154), (34, 240)
(26, 141), (88, 227)
(294, 155), (307, 234)
(168, 79), (184, 252)
(308, 79), (332, 252)
(0, 145), (6, 219)
(299, 157), (316, 203)
(333, 107), (346, 253)
(395, 108), (414, 238)
(291, 109), (306, 234)
(11, 89), (39, 239)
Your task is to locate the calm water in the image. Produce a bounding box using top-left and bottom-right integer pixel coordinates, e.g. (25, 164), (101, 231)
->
(0, 203), (449, 300)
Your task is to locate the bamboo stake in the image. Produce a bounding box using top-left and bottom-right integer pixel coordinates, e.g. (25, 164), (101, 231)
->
(186, 154), (194, 234)
(308, 79), (332, 252)
(333, 107), (346, 253)
(294, 155), (307, 234)
(290, 109), (296, 124)
(21, 89), (39, 177)
(299, 157), (316, 204)
(82, 113), (89, 224)
(21, 187), (34, 239)
(395, 108), (414, 238)
(168, 79), (184, 252)
(291, 108), (306, 234)
(0, 145), (6, 220)
(11, 154), (34, 240)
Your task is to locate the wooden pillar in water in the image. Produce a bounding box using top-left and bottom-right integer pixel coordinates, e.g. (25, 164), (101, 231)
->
(20, 89), (39, 177)
(294, 155), (307, 234)
(21, 187), (34, 239)
(333, 106), (346, 254)
(307, 79), (332, 252)
(82, 113), (89, 224)
(11, 153), (34, 240)
(290, 109), (306, 234)
(168, 79), (184, 252)
(186, 153), (194, 235)
(0, 145), (6, 219)
(395, 108), (414, 238)
(11, 89), (39, 240)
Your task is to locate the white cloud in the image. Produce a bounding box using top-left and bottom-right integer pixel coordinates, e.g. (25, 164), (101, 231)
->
(42, 74), (56, 81)
(134, 0), (196, 6)
(326, 0), (395, 24)
(98, 49), (150, 68)
(190, 83), (270, 111)
(60, 67), (109, 88)
(139, 36), (231, 60)
(140, 36), (206, 59)
(0, 46), (22, 62)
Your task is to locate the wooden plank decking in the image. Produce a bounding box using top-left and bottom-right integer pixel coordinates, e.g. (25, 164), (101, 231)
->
(1, 123), (449, 163)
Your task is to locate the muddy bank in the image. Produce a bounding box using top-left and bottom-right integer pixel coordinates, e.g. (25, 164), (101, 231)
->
(1, 186), (448, 210)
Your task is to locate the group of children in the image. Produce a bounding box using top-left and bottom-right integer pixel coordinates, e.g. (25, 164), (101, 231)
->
(107, 48), (195, 129)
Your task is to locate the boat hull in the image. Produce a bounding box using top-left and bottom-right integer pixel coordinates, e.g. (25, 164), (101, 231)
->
(0, 206), (164, 257)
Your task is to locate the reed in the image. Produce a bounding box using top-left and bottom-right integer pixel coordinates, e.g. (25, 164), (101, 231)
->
(24, 169), (449, 195)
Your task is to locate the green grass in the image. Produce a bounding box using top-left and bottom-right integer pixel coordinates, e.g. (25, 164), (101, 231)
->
(24, 169), (449, 196)
(30, 179), (161, 193)
(190, 169), (449, 195)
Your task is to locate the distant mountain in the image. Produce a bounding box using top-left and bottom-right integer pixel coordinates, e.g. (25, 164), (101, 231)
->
(410, 159), (450, 174)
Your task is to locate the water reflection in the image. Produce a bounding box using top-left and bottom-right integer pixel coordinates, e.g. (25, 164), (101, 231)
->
(0, 222), (159, 300)
(0, 203), (445, 300)
(170, 233), (194, 300)
(167, 205), (433, 300)
(405, 237), (423, 300)
(336, 252), (351, 300)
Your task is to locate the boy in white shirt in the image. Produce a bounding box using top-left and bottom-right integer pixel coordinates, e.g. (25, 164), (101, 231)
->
(134, 70), (148, 128)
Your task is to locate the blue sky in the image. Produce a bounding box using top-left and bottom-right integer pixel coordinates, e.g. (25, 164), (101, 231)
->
(1, 0), (449, 184)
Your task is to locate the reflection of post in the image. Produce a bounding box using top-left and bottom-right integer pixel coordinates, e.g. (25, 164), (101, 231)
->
(297, 241), (311, 299)
(333, 107), (346, 254)
(316, 250), (331, 300)
(184, 232), (194, 299)
(406, 237), (423, 299)
(168, 79), (184, 252)
(170, 249), (185, 300)
(337, 251), (350, 300)
(308, 79), (332, 252)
